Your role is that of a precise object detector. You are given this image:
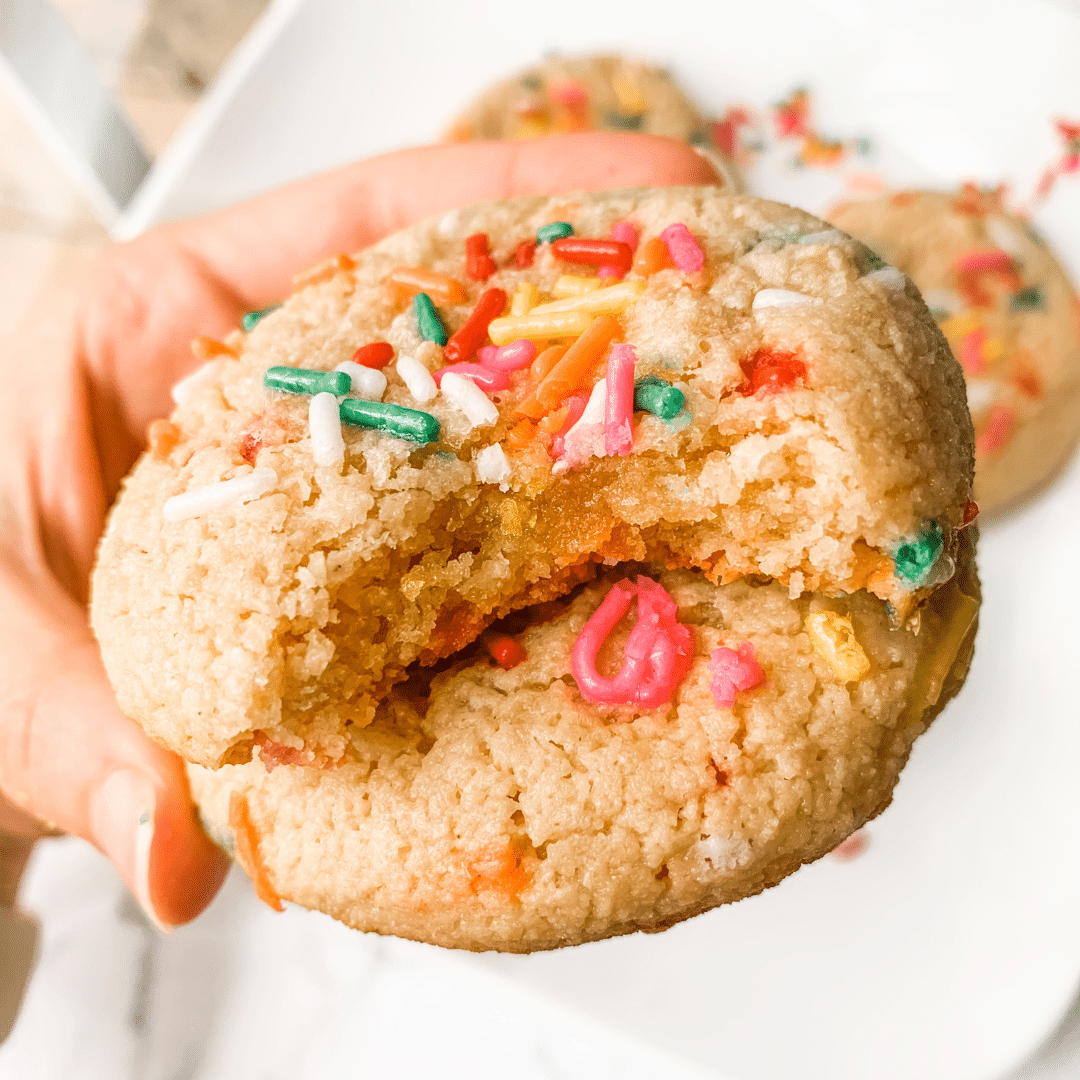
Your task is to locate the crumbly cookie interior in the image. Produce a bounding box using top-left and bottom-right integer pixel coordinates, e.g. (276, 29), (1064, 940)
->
(189, 537), (978, 952)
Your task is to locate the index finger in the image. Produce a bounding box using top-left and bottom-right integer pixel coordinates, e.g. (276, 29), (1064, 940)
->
(169, 132), (723, 310)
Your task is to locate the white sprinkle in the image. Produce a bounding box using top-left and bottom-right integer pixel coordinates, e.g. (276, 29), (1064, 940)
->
(964, 377), (997, 414)
(694, 835), (751, 873)
(867, 266), (907, 291)
(396, 354), (438, 404)
(441, 372), (498, 428)
(335, 360), (386, 400)
(797, 229), (844, 246)
(553, 378), (608, 475)
(986, 216), (1025, 256)
(921, 289), (964, 318)
(752, 288), (822, 311)
(437, 209), (460, 238)
(308, 392), (345, 467)
(170, 360), (220, 406)
(474, 443), (511, 488)
(163, 467), (277, 522)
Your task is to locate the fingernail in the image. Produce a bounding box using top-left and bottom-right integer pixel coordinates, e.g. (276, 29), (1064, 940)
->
(690, 144), (737, 190)
(91, 769), (173, 934)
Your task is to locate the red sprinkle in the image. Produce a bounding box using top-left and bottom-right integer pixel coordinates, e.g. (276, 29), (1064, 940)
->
(976, 404), (1016, 457)
(962, 499), (980, 526)
(352, 341), (394, 369)
(489, 637), (527, 669)
(442, 288), (507, 364)
(739, 348), (807, 394)
(465, 233), (497, 281)
(512, 241), (536, 268)
(954, 250), (1015, 275)
(551, 237), (633, 274)
(958, 327), (989, 375)
(433, 362), (509, 392)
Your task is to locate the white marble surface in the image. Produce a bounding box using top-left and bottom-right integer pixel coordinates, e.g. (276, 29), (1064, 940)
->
(0, 840), (723, 1080)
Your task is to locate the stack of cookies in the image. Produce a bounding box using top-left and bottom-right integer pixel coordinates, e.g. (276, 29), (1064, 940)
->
(88, 54), (1072, 952)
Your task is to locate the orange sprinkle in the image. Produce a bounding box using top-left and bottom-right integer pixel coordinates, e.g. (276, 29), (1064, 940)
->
(147, 418), (179, 460)
(190, 336), (237, 360)
(505, 417), (536, 450)
(530, 343), (568, 383)
(538, 403), (571, 433)
(293, 252), (355, 290)
(534, 314), (621, 411)
(388, 266), (465, 305)
(633, 236), (674, 277)
(228, 792), (284, 912)
(468, 842), (532, 899)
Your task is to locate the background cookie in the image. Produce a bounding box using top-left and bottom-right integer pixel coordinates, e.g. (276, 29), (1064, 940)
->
(830, 188), (1080, 513)
(446, 54), (738, 189)
(190, 548), (979, 953)
(91, 187), (973, 773)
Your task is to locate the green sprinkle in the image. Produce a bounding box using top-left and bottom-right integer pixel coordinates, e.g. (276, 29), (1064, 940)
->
(893, 522), (944, 586)
(340, 398), (440, 444)
(634, 375), (685, 420)
(521, 75), (543, 91)
(536, 221), (574, 244)
(413, 292), (447, 346)
(138, 812), (150, 826)
(243, 305), (280, 332)
(1010, 285), (1045, 311)
(860, 246), (888, 273)
(264, 366), (351, 396)
(606, 111), (643, 130)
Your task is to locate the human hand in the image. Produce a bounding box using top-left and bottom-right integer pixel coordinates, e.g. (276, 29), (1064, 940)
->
(0, 133), (720, 930)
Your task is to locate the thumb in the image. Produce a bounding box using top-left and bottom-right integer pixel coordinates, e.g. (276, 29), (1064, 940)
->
(0, 559), (230, 928)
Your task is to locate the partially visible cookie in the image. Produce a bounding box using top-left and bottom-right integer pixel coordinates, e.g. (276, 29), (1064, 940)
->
(830, 187), (1080, 512)
(190, 548), (979, 953)
(447, 54), (737, 188)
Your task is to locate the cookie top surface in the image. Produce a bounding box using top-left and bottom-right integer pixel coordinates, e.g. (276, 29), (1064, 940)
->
(91, 187), (973, 768)
(189, 552), (979, 952)
(449, 54), (710, 145)
(830, 187), (1080, 511)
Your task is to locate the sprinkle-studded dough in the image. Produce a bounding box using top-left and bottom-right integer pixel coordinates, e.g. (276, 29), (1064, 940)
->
(830, 188), (1080, 512)
(190, 547), (979, 952)
(91, 188), (973, 773)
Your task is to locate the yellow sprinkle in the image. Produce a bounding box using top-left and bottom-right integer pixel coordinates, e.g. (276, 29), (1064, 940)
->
(529, 280), (646, 317)
(514, 117), (551, 140)
(552, 275), (604, 298)
(510, 282), (540, 317)
(488, 309), (593, 346)
(805, 611), (871, 682)
(938, 311), (981, 341)
(611, 71), (649, 116)
(983, 336), (1006, 362)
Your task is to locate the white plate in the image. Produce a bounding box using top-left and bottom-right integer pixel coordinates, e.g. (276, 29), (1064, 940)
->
(103, 1), (1080, 1078)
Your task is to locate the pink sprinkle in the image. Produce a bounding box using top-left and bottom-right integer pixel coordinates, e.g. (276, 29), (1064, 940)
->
(958, 327), (988, 375)
(549, 81), (587, 105)
(478, 338), (536, 372)
(551, 392), (588, 457)
(597, 264), (624, 280)
(433, 363), (509, 392)
(830, 829), (869, 862)
(710, 642), (765, 708)
(976, 403), (1016, 456)
(660, 223), (704, 273)
(954, 250), (1014, 274)
(610, 221), (639, 251)
(604, 343), (636, 456)
(571, 577), (695, 708)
